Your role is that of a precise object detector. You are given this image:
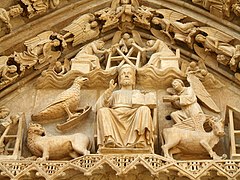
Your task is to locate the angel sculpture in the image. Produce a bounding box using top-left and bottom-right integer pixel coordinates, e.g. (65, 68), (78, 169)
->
(163, 75), (220, 131)
(192, 0), (231, 18)
(229, 45), (240, 72)
(194, 27), (235, 58)
(133, 6), (153, 29)
(21, 0), (60, 18)
(143, 39), (176, 68)
(107, 30), (146, 68)
(95, 7), (122, 32)
(49, 59), (71, 75)
(185, 61), (224, 88)
(71, 40), (108, 71)
(63, 13), (100, 47)
(0, 56), (18, 89)
(151, 9), (199, 46)
(14, 31), (66, 70)
(112, 30), (144, 50)
(118, 33), (135, 54)
(111, 0), (139, 30)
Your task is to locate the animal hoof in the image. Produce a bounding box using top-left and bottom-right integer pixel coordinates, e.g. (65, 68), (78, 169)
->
(36, 157), (47, 162)
(84, 150), (90, 155)
(221, 154), (227, 160)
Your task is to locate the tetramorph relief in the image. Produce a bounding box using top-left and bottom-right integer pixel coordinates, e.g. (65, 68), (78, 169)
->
(162, 77), (225, 160)
(27, 123), (90, 160)
(32, 76), (90, 132)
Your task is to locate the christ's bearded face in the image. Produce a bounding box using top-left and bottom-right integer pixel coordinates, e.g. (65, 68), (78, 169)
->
(119, 67), (135, 87)
(121, 0), (130, 4)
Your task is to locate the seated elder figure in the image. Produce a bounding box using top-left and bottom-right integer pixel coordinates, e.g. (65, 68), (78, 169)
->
(95, 64), (154, 151)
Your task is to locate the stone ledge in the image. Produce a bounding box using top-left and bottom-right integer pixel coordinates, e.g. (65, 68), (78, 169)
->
(0, 154), (240, 179)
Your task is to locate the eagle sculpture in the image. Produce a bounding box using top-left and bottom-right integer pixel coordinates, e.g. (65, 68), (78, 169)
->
(32, 76), (88, 122)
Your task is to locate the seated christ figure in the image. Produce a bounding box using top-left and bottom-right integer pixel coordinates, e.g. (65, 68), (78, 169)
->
(95, 64), (154, 152)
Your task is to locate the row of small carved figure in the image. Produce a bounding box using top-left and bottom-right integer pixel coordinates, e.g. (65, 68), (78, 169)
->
(0, 0), (60, 37)
(1, 0), (240, 37)
(191, 0), (240, 18)
(1, 0), (240, 91)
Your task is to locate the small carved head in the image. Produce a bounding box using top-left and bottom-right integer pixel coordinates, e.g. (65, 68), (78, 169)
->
(195, 34), (206, 43)
(172, 79), (185, 92)
(8, 65), (17, 73)
(90, 21), (98, 28)
(146, 40), (155, 47)
(151, 17), (160, 25)
(217, 54), (227, 62)
(28, 123), (46, 136)
(55, 61), (62, 68)
(52, 39), (61, 47)
(74, 76), (88, 86)
(118, 64), (136, 89)
(189, 61), (197, 68)
(95, 40), (105, 49)
(200, 69), (208, 76)
(209, 117), (225, 137)
(122, 33), (130, 40)
(10, 114), (19, 125)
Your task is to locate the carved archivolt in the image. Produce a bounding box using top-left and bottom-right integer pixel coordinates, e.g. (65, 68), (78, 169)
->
(1, 0), (240, 91)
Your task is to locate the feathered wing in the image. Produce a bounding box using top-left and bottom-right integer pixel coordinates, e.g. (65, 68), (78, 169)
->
(155, 9), (186, 21)
(132, 30), (144, 47)
(199, 27), (234, 43)
(187, 74), (220, 113)
(24, 31), (53, 49)
(47, 89), (75, 107)
(63, 13), (95, 34)
(72, 27), (100, 47)
(193, 44), (219, 67)
(63, 13), (98, 46)
(150, 28), (171, 42)
(197, 59), (207, 70)
(112, 31), (122, 45)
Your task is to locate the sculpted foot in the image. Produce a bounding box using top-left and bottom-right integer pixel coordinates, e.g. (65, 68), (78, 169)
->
(84, 150), (90, 155)
(36, 157), (47, 162)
